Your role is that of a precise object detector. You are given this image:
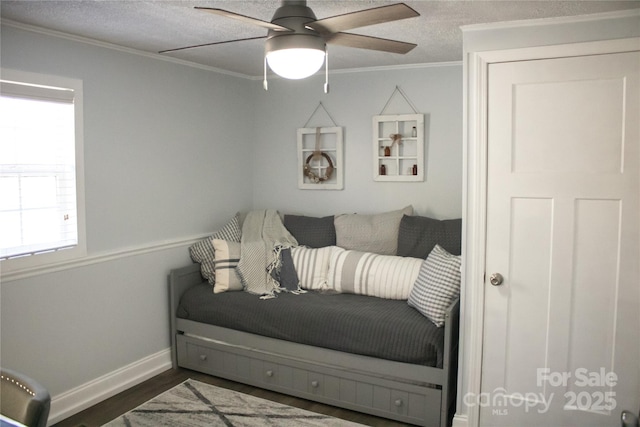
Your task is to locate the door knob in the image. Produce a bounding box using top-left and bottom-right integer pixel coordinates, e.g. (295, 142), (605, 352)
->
(621, 410), (639, 427)
(489, 273), (504, 286)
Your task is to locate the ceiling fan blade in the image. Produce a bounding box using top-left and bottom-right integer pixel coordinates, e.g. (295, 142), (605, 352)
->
(159, 36), (267, 54)
(195, 7), (292, 32)
(308, 3), (419, 35)
(325, 32), (416, 54)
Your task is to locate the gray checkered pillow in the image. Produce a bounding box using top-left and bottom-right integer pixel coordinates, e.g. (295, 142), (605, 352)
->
(408, 244), (461, 327)
(189, 214), (242, 285)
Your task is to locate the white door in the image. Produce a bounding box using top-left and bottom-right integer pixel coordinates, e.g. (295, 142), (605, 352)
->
(481, 51), (640, 426)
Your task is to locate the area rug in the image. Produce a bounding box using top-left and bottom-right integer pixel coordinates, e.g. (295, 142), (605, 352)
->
(103, 379), (364, 426)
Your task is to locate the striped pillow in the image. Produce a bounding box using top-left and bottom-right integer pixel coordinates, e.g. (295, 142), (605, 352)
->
(327, 247), (423, 300)
(189, 214), (242, 286)
(290, 246), (336, 290)
(211, 239), (242, 293)
(408, 245), (461, 327)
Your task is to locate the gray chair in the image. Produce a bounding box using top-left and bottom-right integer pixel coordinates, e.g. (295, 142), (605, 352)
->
(0, 368), (50, 427)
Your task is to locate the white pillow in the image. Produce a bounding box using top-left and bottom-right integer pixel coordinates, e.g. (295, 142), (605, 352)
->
(290, 246), (337, 290)
(211, 239), (243, 293)
(408, 245), (461, 327)
(327, 247), (423, 299)
(189, 214), (242, 286)
(334, 205), (413, 255)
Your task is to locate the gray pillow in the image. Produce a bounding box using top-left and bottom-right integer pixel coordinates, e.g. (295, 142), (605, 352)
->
(397, 215), (462, 258)
(278, 248), (300, 292)
(284, 215), (336, 248)
(334, 206), (413, 255)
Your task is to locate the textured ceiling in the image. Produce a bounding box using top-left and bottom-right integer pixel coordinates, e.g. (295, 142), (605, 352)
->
(2, 1), (639, 77)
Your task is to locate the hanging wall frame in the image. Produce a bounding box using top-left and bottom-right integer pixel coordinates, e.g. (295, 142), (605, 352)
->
(297, 103), (344, 190)
(373, 86), (424, 182)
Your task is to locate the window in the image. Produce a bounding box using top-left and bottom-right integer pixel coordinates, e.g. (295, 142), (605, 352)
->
(0, 69), (85, 273)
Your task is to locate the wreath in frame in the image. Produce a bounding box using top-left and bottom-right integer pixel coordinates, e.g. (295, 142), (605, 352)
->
(303, 152), (334, 183)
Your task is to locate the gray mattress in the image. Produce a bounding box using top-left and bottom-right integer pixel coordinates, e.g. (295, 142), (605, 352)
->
(177, 283), (445, 368)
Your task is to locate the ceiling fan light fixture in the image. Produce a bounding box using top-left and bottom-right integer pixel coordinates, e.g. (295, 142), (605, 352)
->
(266, 47), (325, 79)
(265, 33), (326, 79)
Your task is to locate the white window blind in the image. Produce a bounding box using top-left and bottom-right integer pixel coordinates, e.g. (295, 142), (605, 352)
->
(0, 75), (83, 264)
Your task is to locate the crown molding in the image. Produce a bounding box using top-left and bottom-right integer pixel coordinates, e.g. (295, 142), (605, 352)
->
(247, 60), (462, 81)
(333, 60), (463, 74)
(2, 18), (460, 81)
(1, 18), (253, 79)
(461, 8), (639, 33)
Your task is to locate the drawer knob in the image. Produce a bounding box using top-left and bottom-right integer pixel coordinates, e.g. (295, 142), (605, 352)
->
(199, 354), (207, 361)
(395, 399), (403, 407)
(311, 380), (319, 388)
(266, 370), (274, 377)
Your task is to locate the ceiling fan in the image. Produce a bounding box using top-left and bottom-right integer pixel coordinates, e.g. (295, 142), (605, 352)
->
(159, 1), (420, 92)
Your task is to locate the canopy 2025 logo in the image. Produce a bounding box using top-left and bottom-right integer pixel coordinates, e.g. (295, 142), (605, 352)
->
(464, 368), (617, 416)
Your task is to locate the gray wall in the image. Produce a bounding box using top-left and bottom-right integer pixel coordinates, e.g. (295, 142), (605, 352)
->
(0, 22), (463, 410)
(250, 66), (462, 218)
(0, 24), (254, 396)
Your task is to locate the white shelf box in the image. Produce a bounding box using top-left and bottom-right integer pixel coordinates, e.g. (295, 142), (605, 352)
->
(373, 114), (424, 182)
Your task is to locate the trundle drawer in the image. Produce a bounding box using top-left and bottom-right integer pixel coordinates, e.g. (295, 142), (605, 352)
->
(177, 334), (441, 426)
(303, 371), (439, 421)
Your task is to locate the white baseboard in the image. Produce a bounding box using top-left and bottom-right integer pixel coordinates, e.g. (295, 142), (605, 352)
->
(47, 348), (172, 426)
(452, 412), (469, 427)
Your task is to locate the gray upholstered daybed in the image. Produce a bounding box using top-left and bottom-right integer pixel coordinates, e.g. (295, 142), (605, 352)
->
(169, 208), (461, 427)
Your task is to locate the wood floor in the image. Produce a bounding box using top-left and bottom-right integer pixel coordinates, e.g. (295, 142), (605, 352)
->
(52, 367), (412, 427)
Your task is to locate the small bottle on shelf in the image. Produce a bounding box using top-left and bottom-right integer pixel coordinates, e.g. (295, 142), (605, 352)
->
(384, 146), (391, 157)
(380, 164), (386, 175)
(412, 164), (418, 175)
(411, 126), (417, 137)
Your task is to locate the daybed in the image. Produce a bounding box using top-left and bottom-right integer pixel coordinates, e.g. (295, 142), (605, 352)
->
(169, 207), (461, 427)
